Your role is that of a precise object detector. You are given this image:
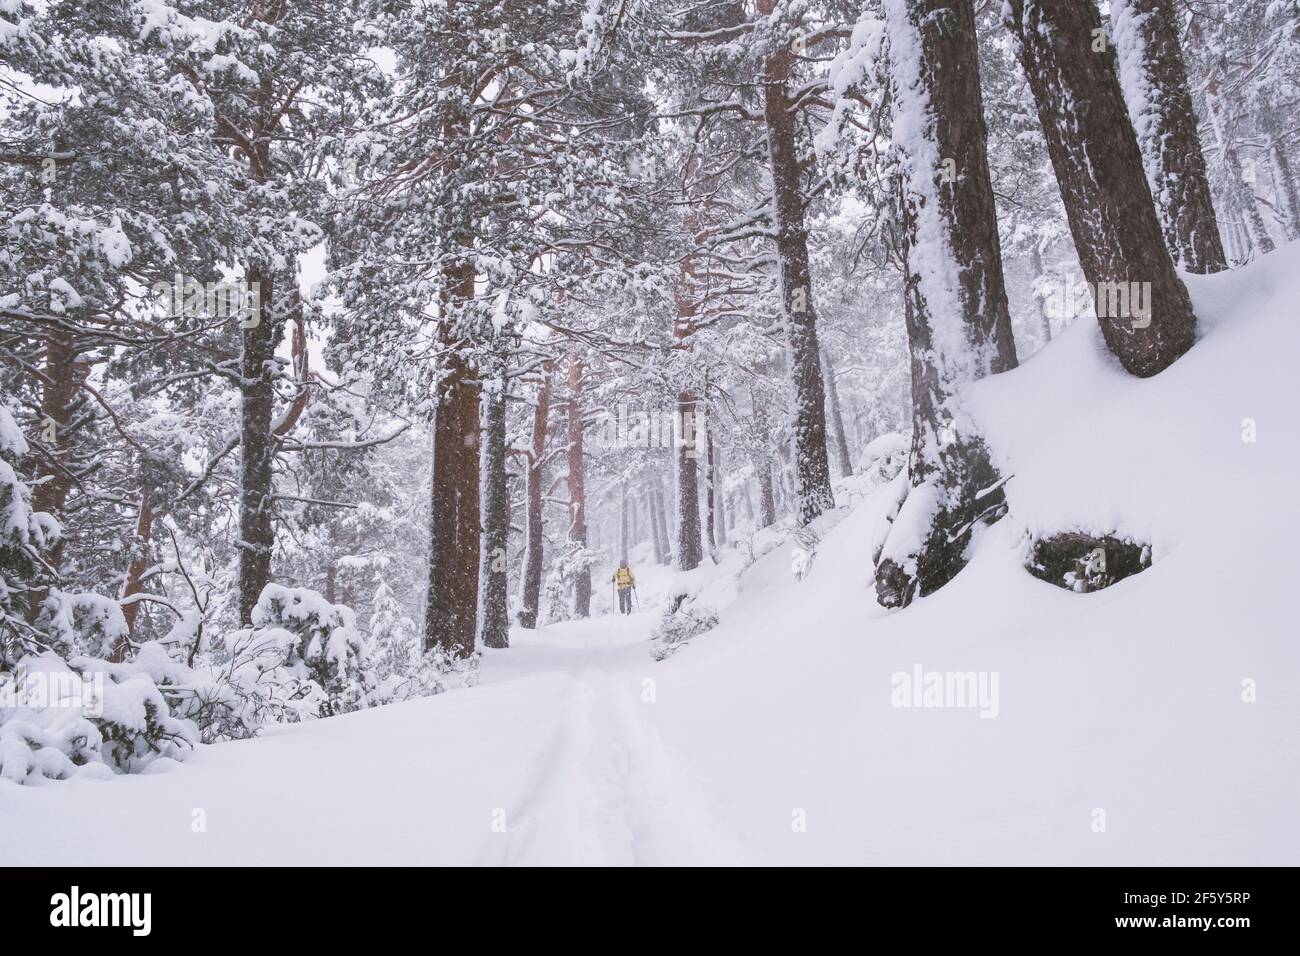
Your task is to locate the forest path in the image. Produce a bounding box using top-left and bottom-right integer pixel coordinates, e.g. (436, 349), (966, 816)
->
(2, 603), (760, 865)
(476, 609), (755, 866)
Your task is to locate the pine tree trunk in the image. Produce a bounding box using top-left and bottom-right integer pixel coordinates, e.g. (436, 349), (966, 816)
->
(658, 485), (670, 564)
(646, 485), (662, 564)
(848, 393), (867, 453)
(666, 448), (678, 555)
(423, 262), (481, 658)
(26, 327), (87, 621)
(618, 484), (629, 560)
(821, 348), (853, 478)
(654, 483), (672, 565)
(478, 359), (510, 650)
(705, 424), (717, 550)
(1030, 245), (1053, 344)
(517, 363), (551, 629)
(875, 0), (1019, 608)
(759, 0), (835, 524)
(117, 484), (154, 652)
(755, 457), (777, 528)
(628, 492), (639, 554)
(776, 443), (795, 517)
(1204, 88), (1275, 259)
(1111, 0), (1227, 274)
(566, 356), (590, 617)
(1004, 0), (1196, 377)
(1224, 217), (1245, 263)
(1269, 133), (1300, 241)
(237, 267), (279, 623)
(646, 486), (659, 564)
(675, 391), (704, 570)
(714, 444), (727, 547)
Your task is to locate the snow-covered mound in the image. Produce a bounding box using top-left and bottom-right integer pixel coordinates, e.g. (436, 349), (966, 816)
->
(3, 246), (1297, 865)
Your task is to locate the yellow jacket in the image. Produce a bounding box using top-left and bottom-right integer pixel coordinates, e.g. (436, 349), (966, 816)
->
(613, 566), (635, 589)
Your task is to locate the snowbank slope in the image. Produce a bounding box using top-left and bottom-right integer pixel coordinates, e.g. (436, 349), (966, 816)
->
(645, 243), (1300, 864)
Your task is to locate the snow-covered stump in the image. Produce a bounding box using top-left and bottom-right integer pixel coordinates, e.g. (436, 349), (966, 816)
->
(874, 434), (1007, 608)
(1003, 0), (1197, 377)
(873, 0), (1018, 609)
(1026, 532), (1152, 593)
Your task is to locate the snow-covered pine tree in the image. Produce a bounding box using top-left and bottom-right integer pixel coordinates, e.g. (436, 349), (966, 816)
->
(1111, 0), (1227, 274)
(1003, 0), (1197, 377)
(0, 401), (57, 652)
(872, 0), (1018, 608)
(756, 0), (837, 524)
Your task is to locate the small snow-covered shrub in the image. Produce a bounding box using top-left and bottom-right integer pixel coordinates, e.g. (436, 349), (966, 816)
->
(122, 583), (374, 740)
(650, 593), (719, 661)
(1, 648), (196, 785)
(80, 650), (197, 773)
(40, 589), (129, 658)
(0, 404), (197, 783)
(857, 432), (908, 484)
(365, 580), (477, 704)
(790, 526), (821, 582)
(368, 640), (479, 704)
(248, 584), (368, 718)
(543, 544), (600, 623)
(127, 636), (268, 744)
(0, 401), (58, 648)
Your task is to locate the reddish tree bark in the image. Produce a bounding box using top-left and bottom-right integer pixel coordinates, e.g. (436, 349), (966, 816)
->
(116, 486), (155, 654)
(423, 261), (481, 658)
(517, 362), (551, 629)
(1004, 0), (1196, 376)
(675, 390), (704, 571)
(875, 0), (1018, 608)
(565, 355), (590, 618)
(27, 330), (88, 619)
(478, 358), (510, 650)
(705, 423), (718, 551)
(1111, 0), (1227, 274)
(821, 348), (853, 478)
(648, 482), (668, 565)
(236, 267), (279, 624)
(758, 0), (835, 524)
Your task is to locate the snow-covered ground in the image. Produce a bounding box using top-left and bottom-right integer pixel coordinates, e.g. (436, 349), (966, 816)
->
(4, 247), (1298, 866)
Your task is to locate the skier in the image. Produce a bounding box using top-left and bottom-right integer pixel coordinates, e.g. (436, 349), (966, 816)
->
(612, 559), (636, 615)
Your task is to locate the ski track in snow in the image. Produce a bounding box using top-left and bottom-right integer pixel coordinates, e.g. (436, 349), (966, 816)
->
(479, 612), (755, 866)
